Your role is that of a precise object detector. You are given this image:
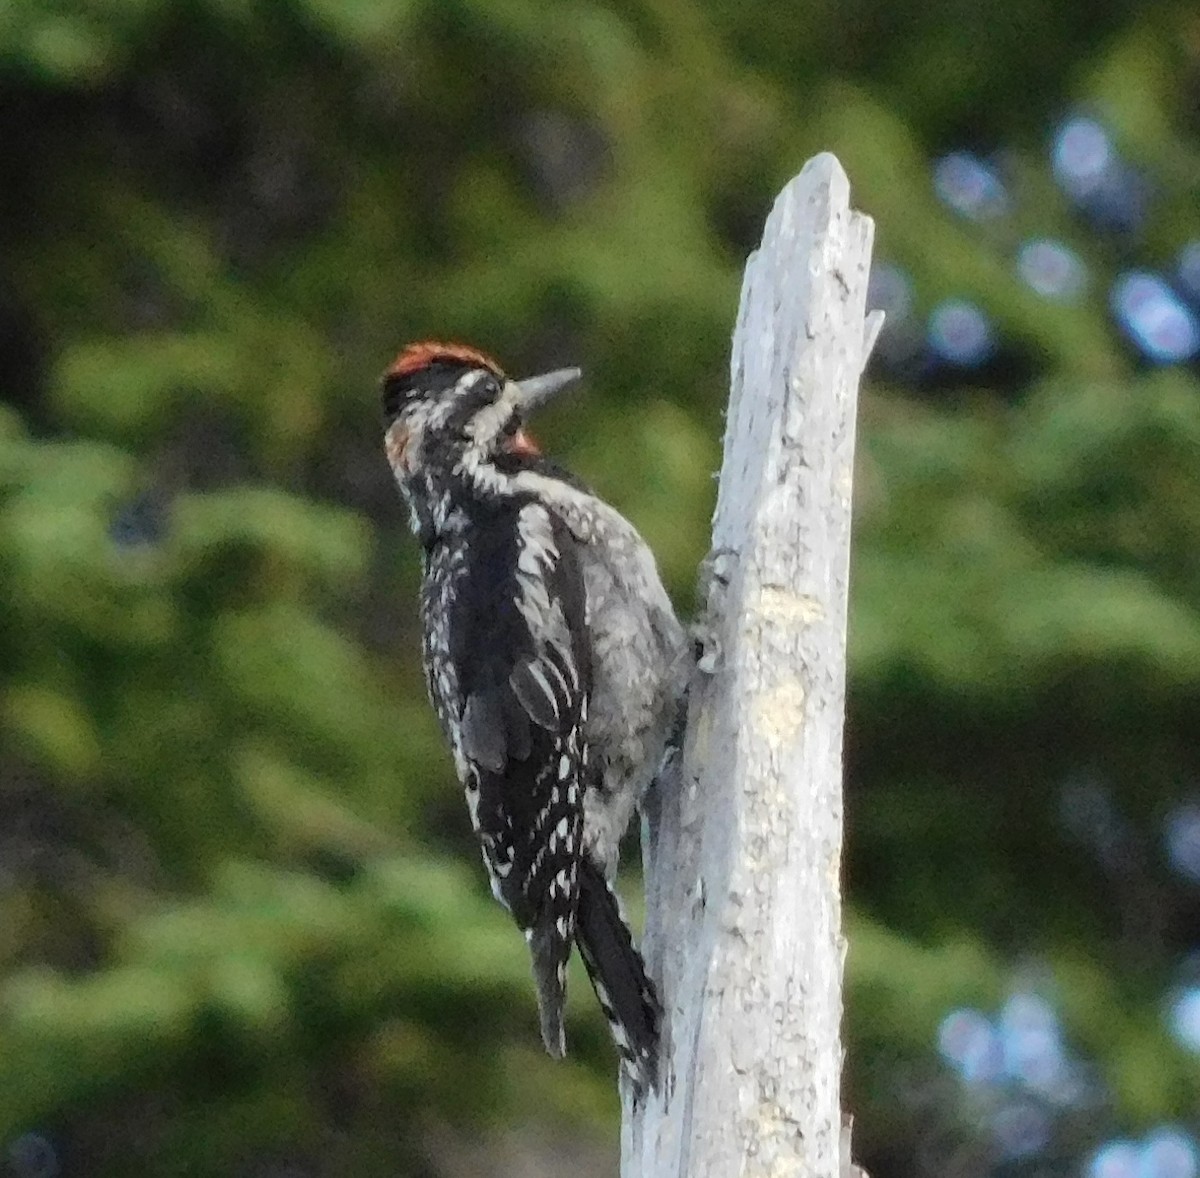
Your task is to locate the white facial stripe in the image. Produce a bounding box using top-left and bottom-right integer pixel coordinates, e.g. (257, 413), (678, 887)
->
(464, 379), (520, 445)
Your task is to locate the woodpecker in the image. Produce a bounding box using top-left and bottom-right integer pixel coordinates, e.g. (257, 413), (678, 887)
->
(381, 340), (687, 1088)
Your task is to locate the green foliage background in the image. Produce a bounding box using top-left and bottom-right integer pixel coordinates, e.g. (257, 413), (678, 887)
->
(2, 0), (1199, 1173)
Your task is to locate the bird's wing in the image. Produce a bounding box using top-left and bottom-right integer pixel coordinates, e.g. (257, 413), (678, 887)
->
(448, 501), (591, 1056)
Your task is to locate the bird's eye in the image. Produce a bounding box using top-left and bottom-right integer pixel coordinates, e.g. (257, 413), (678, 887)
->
(464, 371), (499, 398)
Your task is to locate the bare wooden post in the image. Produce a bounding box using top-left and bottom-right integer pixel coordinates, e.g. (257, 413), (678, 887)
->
(622, 154), (879, 1177)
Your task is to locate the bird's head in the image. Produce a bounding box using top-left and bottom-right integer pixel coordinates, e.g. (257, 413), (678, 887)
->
(381, 341), (581, 493)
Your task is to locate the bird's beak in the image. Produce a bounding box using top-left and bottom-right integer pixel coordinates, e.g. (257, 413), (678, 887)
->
(513, 366), (583, 414)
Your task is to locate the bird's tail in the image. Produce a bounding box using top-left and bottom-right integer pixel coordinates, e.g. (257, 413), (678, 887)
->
(575, 858), (661, 1090)
(528, 904), (575, 1059)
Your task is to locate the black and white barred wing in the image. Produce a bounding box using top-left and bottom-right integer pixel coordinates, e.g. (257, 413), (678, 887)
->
(448, 501), (590, 1058)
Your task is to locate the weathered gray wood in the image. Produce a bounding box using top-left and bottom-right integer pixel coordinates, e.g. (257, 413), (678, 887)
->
(622, 153), (877, 1178)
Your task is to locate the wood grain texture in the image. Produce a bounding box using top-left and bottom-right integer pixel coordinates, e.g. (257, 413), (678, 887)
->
(622, 153), (878, 1178)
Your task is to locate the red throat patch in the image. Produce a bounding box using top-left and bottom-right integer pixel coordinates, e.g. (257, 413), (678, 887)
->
(387, 340), (505, 380)
(505, 427), (542, 458)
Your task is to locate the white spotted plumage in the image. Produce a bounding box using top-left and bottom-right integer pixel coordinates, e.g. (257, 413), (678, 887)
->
(383, 342), (686, 1090)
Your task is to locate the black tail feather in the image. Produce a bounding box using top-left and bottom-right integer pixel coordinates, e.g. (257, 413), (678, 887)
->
(575, 858), (661, 1089)
(529, 913), (573, 1058)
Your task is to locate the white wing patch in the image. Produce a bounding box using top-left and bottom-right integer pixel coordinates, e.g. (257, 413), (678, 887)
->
(510, 658), (560, 728)
(509, 504), (581, 732)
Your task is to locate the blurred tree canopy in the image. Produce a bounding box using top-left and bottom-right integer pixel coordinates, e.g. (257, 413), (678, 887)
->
(2, 0), (1200, 1174)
